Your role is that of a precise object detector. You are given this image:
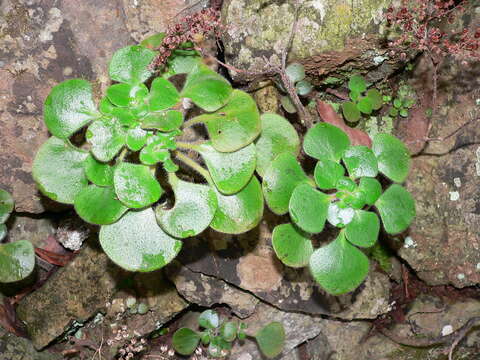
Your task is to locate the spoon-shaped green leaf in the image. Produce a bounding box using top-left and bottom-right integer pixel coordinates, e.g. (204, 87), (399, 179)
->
(32, 137), (88, 204)
(358, 177), (382, 205)
(74, 185), (128, 225)
(348, 75), (367, 93)
(100, 208), (182, 272)
(0, 240), (35, 283)
(126, 126), (149, 151)
(314, 159), (345, 190)
(86, 118), (126, 162)
(303, 123), (350, 161)
(44, 79), (98, 139)
(114, 162), (163, 208)
(148, 77), (180, 111)
(289, 183), (330, 234)
(108, 45), (156, 85)
(345, 210), (380, 248)
(375, 184), (415, 234)
(285, 63), (305, 83)
(198, 309), (219, 329)
(342, 101), (361, 122)
(372, 133), (411, 183)
(192, 90), (261, 152)
(342, 145), (378, 178)
(254, 322), (285, 359)
(197, 142), (256, 195)
(309, 231), (369, 295)
(272, 223), (313, 267)
(255, 113), (300, 178)
(172, 328), (201, 355)
(84, 155), (114, 187)
(181, 63), (232, 112)
(142, 110), (183, 132)
(156, 175), (217, 238)
(210, 176), (264, 234)
(0, 188), (14, 224)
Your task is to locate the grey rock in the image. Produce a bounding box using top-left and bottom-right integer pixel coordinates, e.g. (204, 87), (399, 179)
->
(0, 328), (61, 360)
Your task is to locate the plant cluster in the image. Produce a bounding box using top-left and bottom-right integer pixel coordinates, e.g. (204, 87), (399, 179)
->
(0, 188), (35, 283)
(29, 33), (416, 296)
(263, 123), (416, 295)
(341, 75), (383, 123)
(384, 83), (416, 118)
(172, 310), (285, 358)
(386, 0), (479, 62)
(278, 62), (313, 114)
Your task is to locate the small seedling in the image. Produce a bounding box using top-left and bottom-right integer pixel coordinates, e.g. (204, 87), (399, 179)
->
(385, 84), (416, 118)
(341, 75), (383, 122)
(279, 63), (313, 113)
(172, 310), (285, 358)
(262, 123), (415, 295)
(0, 188), (35, 283)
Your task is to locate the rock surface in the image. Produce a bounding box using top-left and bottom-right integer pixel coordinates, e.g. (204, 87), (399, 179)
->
(0, 327), (61, 360)
(221, 0), (403, 83)
(16, 239), (124, 349)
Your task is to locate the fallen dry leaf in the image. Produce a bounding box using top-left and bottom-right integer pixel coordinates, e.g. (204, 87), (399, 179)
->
(35, 247), (75, 267)
(316, 100), (372, 147)
(0, 298), (27, 338)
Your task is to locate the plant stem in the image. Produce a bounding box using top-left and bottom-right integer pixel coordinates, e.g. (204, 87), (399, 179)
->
(174, 151), (212, 183)
(176, 141), (203, 151)
(116, 147), (128, 163)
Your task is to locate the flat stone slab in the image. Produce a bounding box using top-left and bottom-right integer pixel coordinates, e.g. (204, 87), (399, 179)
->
(16, 240), (124, 349)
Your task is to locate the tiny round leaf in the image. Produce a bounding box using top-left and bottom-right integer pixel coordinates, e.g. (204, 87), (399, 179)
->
(0, 189), (14, 224)
(172, 328), (201, 355)
(255, 322), (285, 359)
(0, 240), (35, 283)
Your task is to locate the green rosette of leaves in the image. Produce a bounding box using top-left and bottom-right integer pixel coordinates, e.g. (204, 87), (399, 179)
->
(172, 309), (285, 358)
(32, 41), (272, 273)
(262, 122), (416, 295)
(341, 75), (383, 123)
(0, 188), (35, 283)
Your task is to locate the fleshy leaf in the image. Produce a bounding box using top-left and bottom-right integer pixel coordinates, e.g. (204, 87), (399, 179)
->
(303, 123), (350, 161)
(295, 80), (313, 96)
(181, 64), (232, 112)
(280, 95), (297, 114)
(108, 45), (156, 84)
(114, 162), (163, 208)
(375, 184), (415, 234)
(156, 176), (217, 238)
(164, 52), (202, 77)
(357, 96), (373, 114)
(342, 101), (361, 122)
(348, 75), (367, 93)
(0, 189), (14, 224)
(221, 322), (238, 342)
(285, 63), (305, 83)
(372, 133), (411, 183)
(84, 154), (114, 187)
(327, 202), (354, 228)
(272, 223), (313, 267)
(0, 240), (35, 283)
(197, 142), (255, 195)
(139, 133), (176, 165)
(74, 185), (128, 225)
(208, 336), (231, 357)
(194, 90), (261, 152)
(314, 159), (345, 190)
(342, 145), (378, 178)
(262, 153), (310, 215)
(255, 322), (285, 359)
(44, 79), (98, 139)
(86, 118), (126, 162)
(358, 177), (382, 205)
(210, 176), (264, 234)
(126, 126), (149, 151)
(32, 137), (88, 204)
(255, 113), (300, 177)
(172, 328), (200, 355)
(142, 110), (183, 131)
(140, 32), (166, 49)
(106, 83), (133, 107)
(309, 231), (369, 295)
(111, 107), (136, 127)
(289, 183), (330, 234)
(149, 77), (180, 111)
(345, 210), (380, 247)
(99, 208), (182, 272)
(367, 89), (382, 110)
(198, 310), (219, 329)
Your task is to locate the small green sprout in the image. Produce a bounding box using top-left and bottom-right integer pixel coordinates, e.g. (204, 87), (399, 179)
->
(262, 123), (416, 295)
(386, 83), (416, 118)
(279, 63), (313, 114)
(341, 75), (383, 122)
(0, 188), (35, 283)
(172, 310), (285, 358)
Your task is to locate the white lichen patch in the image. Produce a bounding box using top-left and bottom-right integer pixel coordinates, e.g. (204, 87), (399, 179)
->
(373, 55), (387, 65)
(453, 177), (461, 188)
(476, 147), (480, 176)
(457, 273), (465, 280)
(404, 236), (417, 249)
(449, 191), (460, 201)
(39, 8), (63, 43)
(308, 0), (326, 22)
(441, 325), (454, 336)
